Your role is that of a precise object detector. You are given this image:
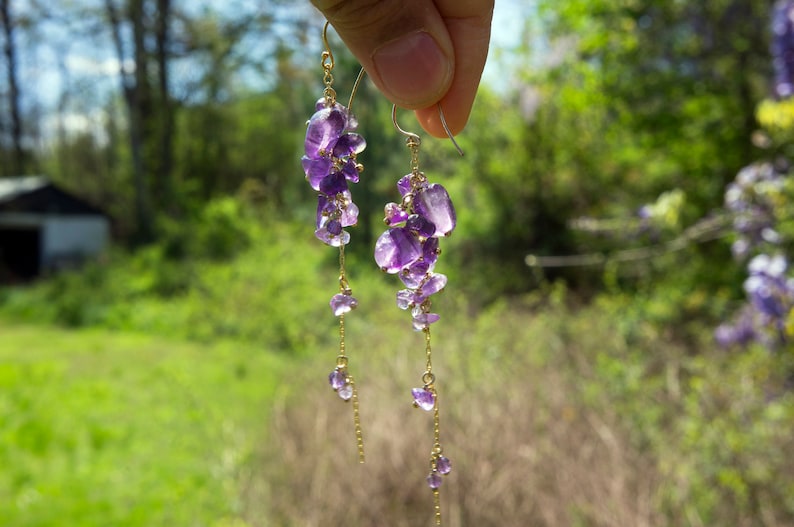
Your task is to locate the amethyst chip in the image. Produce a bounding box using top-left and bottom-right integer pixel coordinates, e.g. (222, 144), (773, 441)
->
(328, 369), (346, 390)
(436, 456), (452, 475)
(304, 107), (346, 159)
(330, 293), (358, 316)
(413, 183), (456, 237)
(427, 473), (443, 489)
(412, 388), (435, 411)
(374, 227), (422, 273)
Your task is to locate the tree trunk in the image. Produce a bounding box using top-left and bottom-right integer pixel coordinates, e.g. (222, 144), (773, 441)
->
(0, 0), (24, 176)
(155, 0), (175, 212)
(105, 0), (154, 243)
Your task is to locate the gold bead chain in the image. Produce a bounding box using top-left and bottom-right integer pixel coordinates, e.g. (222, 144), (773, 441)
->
(337, 245), (364, 463)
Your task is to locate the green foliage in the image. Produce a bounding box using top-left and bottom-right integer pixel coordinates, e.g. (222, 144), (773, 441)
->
(0, 200), (335, 350)
(2, 212), (793, 525)
(665, 346), (794, 523)
(0, 324), (290, 527)
(4, 1), (792, 523)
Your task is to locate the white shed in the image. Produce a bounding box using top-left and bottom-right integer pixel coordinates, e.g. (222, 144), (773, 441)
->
(0, 176), (110, 281)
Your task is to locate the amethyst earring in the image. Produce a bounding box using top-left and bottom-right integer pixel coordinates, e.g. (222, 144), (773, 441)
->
(374, 105), (462, 525)
(301, 21), (366, 463)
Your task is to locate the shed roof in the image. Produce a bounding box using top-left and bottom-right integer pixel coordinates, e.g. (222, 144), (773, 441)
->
(0, 176), (106, 216)
(0, 176), (49, 202)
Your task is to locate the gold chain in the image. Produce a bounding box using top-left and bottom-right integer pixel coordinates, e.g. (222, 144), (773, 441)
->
(321, 23), (336, 107)
(336, 245), (364, 462)
(424, 326), (433, 377)
(425, 327), (443, 525)
(351, 377), (365, 463)
(433, 488), (442, 526)
(407, 137), (421, 174)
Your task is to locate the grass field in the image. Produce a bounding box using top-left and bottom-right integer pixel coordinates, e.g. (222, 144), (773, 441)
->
(0, 322), (292, 527)
(1, 212), (792, 525)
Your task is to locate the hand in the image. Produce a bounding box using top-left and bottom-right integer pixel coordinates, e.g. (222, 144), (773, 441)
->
(312, 0), (494, 138)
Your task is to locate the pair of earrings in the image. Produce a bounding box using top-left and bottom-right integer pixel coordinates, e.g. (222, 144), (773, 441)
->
(300, 21), (461, 526)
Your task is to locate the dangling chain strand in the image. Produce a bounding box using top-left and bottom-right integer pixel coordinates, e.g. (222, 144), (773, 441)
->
(377, 105), (461, 527)
(306, 20), (366, 465)
(427, 327), (443, 526)
(337, 244), (365, 463)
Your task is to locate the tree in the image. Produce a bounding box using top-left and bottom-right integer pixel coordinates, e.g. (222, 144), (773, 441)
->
(537, 0), (775, 210)
(0, 0), (24, 176)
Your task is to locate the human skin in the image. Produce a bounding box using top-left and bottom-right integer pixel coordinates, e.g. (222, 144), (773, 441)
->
(310, 0), (494, 138)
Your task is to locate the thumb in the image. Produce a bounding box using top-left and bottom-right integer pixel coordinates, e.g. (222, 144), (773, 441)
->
(312, 0), (455, 109)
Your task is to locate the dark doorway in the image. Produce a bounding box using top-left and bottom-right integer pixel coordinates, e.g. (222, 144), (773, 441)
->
(0, 227), (41, 282)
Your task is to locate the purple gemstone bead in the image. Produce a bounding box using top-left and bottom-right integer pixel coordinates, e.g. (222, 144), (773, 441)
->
(314, 97), (326, 111)
(302, 155), (332, 191)
(427, 473), (443, 489)
(420, 273), (447, 297)
(374, 227), (422, 273)
(329, 369), (346, 390)
(412, 312), (440, 331)
(305, 108), (346, 159)
(406, 214), (436, 238)
(422, 237), (440, 265)
(337, 383), (353, 401)
(396, 289), (415, 310)
(332, 133), (367, 157)
(316, 195), (333, 228)
(400, 261), (430, 288)
(436, 456), (452, 475)
(339, 201), (359, 227)
(384, 202), (409, 225)
(315, 226), (350, 247)
(414, 183), (456, 237)
(326, 219), (343, 236)
(341, 158), (360, 183)
(330, 293), (358, 316)
(319, 170), (348, 196)
(397, 175), (413, 196)
(412, 388), (435, 411)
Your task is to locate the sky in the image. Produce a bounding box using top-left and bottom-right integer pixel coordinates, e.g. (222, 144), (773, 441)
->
(483, 0), (529, 85)
(12, 0), (529, 139)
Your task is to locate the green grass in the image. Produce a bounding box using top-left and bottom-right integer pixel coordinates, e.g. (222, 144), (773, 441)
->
(1, 207), (792, 526)
(0, 322), (292, 527)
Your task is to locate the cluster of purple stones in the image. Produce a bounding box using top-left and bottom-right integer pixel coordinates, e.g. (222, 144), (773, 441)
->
(411, 385), (454, 487)
(303, 97), (366, 399)
(374, 173), (456, 331)
(302, 97), (366, 248)
(374, 170), (457, 487)
(426, 454), (452, 489)
(328, 368), (353, 401)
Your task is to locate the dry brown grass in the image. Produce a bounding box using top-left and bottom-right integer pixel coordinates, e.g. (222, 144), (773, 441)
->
(242, 297), (666, 526)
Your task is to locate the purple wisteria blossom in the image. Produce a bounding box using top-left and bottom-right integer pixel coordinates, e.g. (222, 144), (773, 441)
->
(724, 163), (784, 260)
(772, 0), (794, 99)
(716, 163), (793, 349)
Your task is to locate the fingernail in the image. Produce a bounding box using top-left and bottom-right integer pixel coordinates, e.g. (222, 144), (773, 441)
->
(372, 31), (451, 105)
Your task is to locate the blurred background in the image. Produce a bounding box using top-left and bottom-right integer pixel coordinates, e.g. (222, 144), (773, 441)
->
(0, 0), (793, 525)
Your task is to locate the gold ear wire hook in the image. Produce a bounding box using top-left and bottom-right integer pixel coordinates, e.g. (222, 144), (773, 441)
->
(437, 103), (464, 157)
(348, 67), (366, 112)
(392, 104), (422, 146)
(321, 21), (334, 68)
(391, 104), (465, 157)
